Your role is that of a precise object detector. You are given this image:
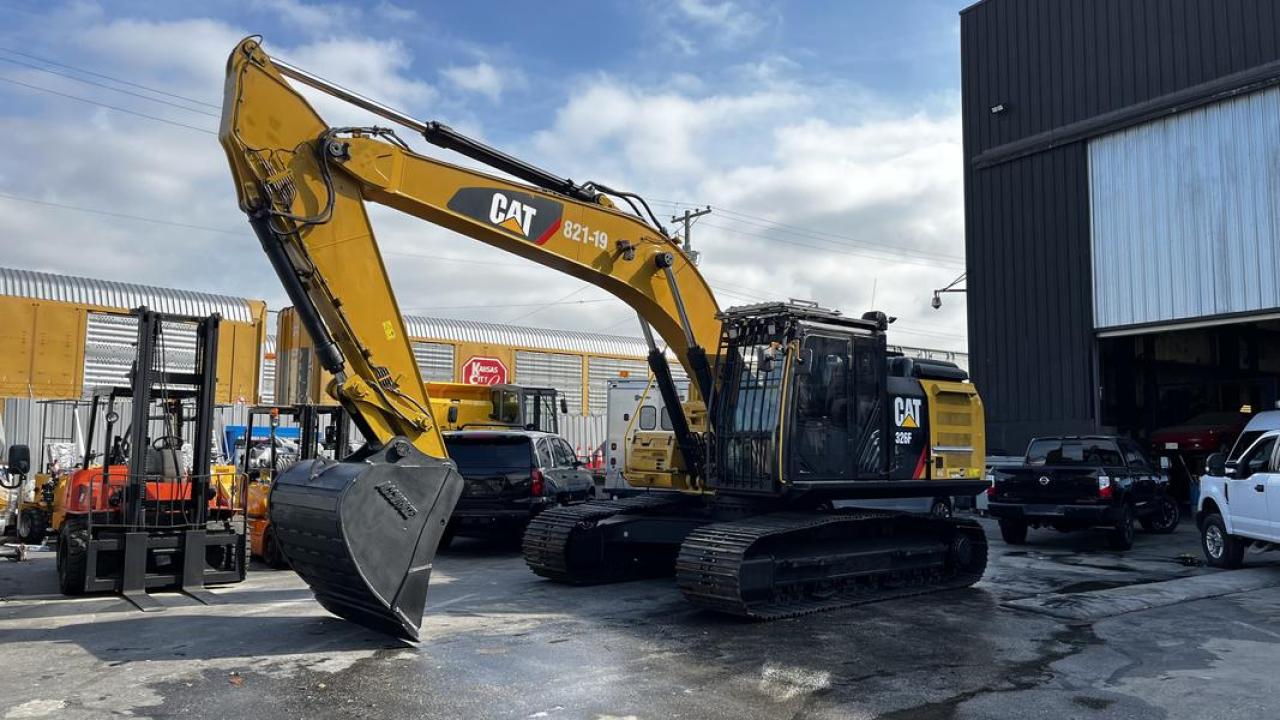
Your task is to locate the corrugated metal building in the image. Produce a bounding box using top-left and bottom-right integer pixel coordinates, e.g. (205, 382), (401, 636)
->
(963, 0), (1280, 460)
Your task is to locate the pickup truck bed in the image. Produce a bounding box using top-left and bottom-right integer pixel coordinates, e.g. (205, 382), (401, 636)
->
(988, 436), (1179, 550)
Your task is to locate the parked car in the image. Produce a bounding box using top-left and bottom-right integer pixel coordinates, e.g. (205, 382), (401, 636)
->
(440, 430), (594, 546)
(1151, 410), (1248, 456)
(1196, 412), (1280, 567)
(1151, 410), (1249, 504)
(987, 435), (1180, 549)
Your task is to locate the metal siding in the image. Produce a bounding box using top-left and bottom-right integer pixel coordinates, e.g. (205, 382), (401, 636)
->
(404, 315), (651, 358)
(1089, 85), (1280, 329)
(962, 0), (1280, 453)
(962, 0), (1280, 158)
(83, 312), (199, 391)
(0, 266), (254, 323)
(515, 351), (583, 414)
(412, 341), (455, 382)
(587, 357), (649, 416)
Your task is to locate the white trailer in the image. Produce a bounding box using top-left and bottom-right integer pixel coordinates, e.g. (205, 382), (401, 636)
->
(602, 377), (688, 496)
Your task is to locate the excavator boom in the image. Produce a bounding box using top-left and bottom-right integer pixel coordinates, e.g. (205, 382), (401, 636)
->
(219, 37), (719, 638)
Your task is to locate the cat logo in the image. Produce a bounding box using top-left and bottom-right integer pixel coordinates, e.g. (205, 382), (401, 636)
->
(489, 193), (537, 237)
(446, 187), (564, 245)
(894, 397), (922, 429)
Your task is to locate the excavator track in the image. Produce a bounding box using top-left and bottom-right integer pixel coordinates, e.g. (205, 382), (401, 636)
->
(675, 511), (988, 619)
(523, 494), (693, 584)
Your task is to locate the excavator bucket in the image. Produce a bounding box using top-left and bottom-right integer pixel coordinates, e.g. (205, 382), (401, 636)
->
(269, 440), (463, 641)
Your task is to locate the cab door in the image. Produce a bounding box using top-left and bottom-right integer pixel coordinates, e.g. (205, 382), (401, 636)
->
(1228, 433), (1277, 537)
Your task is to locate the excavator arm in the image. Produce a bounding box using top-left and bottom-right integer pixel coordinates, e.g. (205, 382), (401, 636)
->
(219, 37), (719, 639)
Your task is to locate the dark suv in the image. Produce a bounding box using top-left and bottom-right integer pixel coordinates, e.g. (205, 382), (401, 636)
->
(441, 430), (594, 546)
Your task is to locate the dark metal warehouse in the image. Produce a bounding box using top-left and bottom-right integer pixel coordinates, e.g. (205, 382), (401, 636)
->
(962, 0), (1280, 475)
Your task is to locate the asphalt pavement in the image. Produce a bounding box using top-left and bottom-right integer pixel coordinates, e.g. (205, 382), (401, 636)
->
(1, 517), (1278, 719)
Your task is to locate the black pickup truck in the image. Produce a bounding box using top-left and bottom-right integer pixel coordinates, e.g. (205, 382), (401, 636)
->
(987, 436), (1180, 549)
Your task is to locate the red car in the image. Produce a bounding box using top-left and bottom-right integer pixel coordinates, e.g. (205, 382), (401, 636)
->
(1151, 411), (1248, 455)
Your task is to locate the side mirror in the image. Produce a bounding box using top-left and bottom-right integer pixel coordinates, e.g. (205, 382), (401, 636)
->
(447, 406), (459, 424)
(1206, 452), (1226, 477)
(559, 398), (568, 414)
(1226, 458), (1246, 478)
(7, 444), (30, 476)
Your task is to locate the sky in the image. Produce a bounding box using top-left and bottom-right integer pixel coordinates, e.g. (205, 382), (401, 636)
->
(0, 0), (974, 352)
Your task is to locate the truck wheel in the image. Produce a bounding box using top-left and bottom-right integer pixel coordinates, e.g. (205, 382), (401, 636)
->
(998, 519), (1028, 545)
(57, 519), (89, 596)
(1109, 505), (1136, 550)
(262, 527), (289, 569)
(1139, 495), (1180, 534)
(1200, 513), (1245, 569)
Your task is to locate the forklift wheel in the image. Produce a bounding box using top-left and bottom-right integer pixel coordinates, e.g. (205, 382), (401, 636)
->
(57, 520), (89, 596)
(17, 509), (47, 545)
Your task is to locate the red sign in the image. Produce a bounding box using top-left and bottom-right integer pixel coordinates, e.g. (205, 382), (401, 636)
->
(461, 356), (508, 385)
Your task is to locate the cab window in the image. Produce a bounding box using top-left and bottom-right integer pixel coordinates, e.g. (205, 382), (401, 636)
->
(660, 407), (673, 431)
(1120, 441), (1150, 471)
(536, 439), (554, 468)
(553, 439), (577, 467)
(1239, 435), (1278, 475)
(638, 405), (657, 431)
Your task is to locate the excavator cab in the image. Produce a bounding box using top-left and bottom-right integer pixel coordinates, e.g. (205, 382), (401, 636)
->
(711, 302), (888, 495)
(711, 302), (982, 499)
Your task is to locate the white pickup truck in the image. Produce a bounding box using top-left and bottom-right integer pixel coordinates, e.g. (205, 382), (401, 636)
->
(1197, 411), (1280, 567)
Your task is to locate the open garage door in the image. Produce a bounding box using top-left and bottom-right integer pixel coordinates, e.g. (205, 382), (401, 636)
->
(1097, 318), (1280, 501)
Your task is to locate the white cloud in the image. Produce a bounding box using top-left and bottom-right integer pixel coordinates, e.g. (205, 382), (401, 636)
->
(671, 0), (768, 41)
(441, 62), (508, 102)
(259, 0), (362, 36)
(0, 7), (969, 352)
(526, 76), (968, 349)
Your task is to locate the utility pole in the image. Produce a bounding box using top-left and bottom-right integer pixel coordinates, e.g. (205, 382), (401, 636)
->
(671, 206), (711, 265)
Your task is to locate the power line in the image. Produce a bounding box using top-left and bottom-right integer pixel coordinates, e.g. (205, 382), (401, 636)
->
(651, 198), (964, 265)
(404, 298), (613, 312)
(0, 75), (216, 134)
(696, 219), (958, 269)
(0, 55), (219, 117)
(0, 190), (240, 234)
(0, 46), (219, 109)
(0, 191), (544, 269)
(505, 285), (594, 323)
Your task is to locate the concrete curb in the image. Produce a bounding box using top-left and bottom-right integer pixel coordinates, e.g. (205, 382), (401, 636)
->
(1002, 566), (1280, 621)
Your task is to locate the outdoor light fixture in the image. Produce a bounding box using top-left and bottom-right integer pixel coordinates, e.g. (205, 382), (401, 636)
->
(990, 103), (1006, 114)
(931, 272), (967, 309)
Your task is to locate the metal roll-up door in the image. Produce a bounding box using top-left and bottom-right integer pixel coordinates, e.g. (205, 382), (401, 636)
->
(587, 357), (648, 416)
(84, 312), (198, 392)
(515, 350), (582, 414)
(1089, 84), (1280, 330)
(413, 341), (455, 382)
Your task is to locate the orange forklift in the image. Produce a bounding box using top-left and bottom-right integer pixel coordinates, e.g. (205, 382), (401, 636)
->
(54, 307), (247, 608)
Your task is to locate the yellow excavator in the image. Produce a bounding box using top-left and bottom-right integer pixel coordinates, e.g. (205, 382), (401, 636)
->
(219, 37), (988, 640)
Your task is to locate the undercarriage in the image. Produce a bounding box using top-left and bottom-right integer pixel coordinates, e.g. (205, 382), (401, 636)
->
(523, 491), (988, 618)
